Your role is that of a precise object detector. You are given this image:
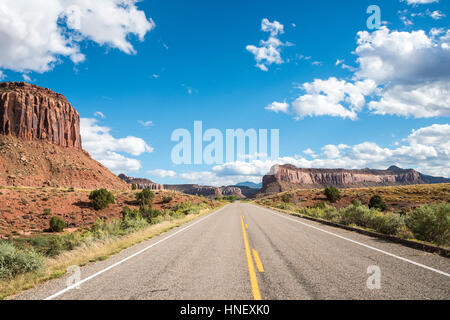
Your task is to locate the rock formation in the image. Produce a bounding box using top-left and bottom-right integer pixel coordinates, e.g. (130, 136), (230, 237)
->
(0, 82), (82, 149)
(118, 174), (164, 190)
(118, 174), (257, 198)
(259, 164), (450, 195)
(0, 82), (128, 190)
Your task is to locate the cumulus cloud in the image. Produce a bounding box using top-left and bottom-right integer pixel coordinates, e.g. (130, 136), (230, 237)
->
(246, 18), (291, 71)
(80, 118), (153, 173)
(265, 101), (290, 114)
(274, 26), (450, 120)
(0, 0), (155, 73)
(291, 77), (376, 120)
(178, 124), (450, 185)
(147, 169), (177, 178)
(0, 71), (4, 80)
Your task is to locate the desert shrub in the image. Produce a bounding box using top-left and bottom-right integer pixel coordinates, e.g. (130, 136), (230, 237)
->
(0, 241), (43, 279)
(351, 199), (362, 206)
(405, 203), (450, 246)
(281, 194), (290, 203)
(131, 183), (137, 190)
(49, 216), (66, 232)
(340, 205), (401, 235)
(139, 206), (163, 222)
(372, 214), (402, 235)
(89, 188), (115, 210)
(136, 189), (154, 206)
(315, 202), (326, 209)
(43, 208), (51, 216)
(121, 216), (149, 231)
(340, 205), (377, 228)
(174, 201), (193, 211)
(162, 196), (173, 204)
(121, 206), (141, 220)
(324, 187), (341, 203)
(369, 195), (387, 211)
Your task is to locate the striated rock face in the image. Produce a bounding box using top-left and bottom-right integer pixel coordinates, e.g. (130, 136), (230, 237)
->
(0, 82), (81, 149)
(260, 164), (450, 195)
(118, 174), (164, 190)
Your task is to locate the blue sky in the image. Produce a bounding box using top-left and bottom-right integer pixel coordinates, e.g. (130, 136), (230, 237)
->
(0, 0), (449, 186)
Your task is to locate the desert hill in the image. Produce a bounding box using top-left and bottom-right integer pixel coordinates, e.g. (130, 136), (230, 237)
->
(0, 82), (128, 190)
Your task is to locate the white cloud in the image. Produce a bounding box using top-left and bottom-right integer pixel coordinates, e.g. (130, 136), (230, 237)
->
(0, 71), (5, 80)
(265, 101), (289, 114)
(429, 10), (446, 20)
(0, 0), (155, 73)
(80, 118), (153, 173)
(147, 169), (176, 178)
(291, 77), (377, 120)
(402, 0), (439, 5)
(94, 111), (105, 119)
(246, 18), (291, 71)
(274, 27), (450, 120)
(22, 74), (32, 82)
(183, 123), (450, 185)
(138, 120), (153, 127)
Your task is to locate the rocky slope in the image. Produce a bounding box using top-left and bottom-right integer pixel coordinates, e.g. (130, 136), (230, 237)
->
(0, 82), (128, 190)
(260, 164), (450, 195)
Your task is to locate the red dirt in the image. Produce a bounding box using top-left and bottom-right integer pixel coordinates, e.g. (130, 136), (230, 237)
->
(0, 186), (217, 238)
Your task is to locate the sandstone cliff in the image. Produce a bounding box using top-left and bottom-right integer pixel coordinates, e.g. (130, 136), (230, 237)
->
(0, 82), (128, 190)
(0, 82), (81, 149)
(260, 164), (450, 195)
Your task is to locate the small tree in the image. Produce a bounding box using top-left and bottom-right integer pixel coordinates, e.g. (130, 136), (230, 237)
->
(136, 189), (155, 206)
(49, 216), (66, 232)
(131, 183), (137, 190)
(162, 196), (173, 204)
(369, 195), (387, 211)
(89, 188), (115, 210)
(324, 187), (341, 203)
(351, 199), (362, 206)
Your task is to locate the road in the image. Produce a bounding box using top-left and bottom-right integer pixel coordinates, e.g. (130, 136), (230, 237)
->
(15, 203), (450, 300)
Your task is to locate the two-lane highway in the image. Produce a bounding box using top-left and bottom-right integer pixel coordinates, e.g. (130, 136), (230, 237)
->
(15, 203), (450, 300)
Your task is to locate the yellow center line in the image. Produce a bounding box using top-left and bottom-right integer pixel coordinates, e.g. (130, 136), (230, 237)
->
(252, 249), (264, 273)
(240, 216), (262, 300)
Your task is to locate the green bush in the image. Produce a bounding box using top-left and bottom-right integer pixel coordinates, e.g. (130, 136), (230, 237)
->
(369, 195), (387, 211)
(0, 241), (43, 279)
(405, 203), (450, 246)
(89, 188), (115, 210)
(340, 205), (401, 235)
(351, 199), (362, 206)
(43, 208), (51, 216)
(162, 196), (173, 204)
(49, 216), (66, 232)
(136, 189), (154, 206)
(131, 183), (137, 190)
(281, 194), (290, 203)
(324, 187), (341, 203)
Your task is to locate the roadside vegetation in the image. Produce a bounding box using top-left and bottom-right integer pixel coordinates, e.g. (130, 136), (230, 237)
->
(215, 195), (238, 202)
(0, 188), (221, 299)
(256, 188), (450, 248)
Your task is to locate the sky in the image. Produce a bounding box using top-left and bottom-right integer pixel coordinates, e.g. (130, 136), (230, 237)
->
(0, 0), (449, 186)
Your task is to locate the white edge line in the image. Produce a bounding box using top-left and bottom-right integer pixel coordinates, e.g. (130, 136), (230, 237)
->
(44, 205), (228, 300)
(253, 204), (450, 278)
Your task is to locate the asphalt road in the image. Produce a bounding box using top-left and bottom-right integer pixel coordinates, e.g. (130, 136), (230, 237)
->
(15, 203), (450, 300)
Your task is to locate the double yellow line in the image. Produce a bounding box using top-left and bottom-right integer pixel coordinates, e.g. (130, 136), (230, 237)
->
(240, 216), (264, 300)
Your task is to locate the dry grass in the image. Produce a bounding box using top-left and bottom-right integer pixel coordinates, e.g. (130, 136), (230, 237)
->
(1, 206), (221, 300)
